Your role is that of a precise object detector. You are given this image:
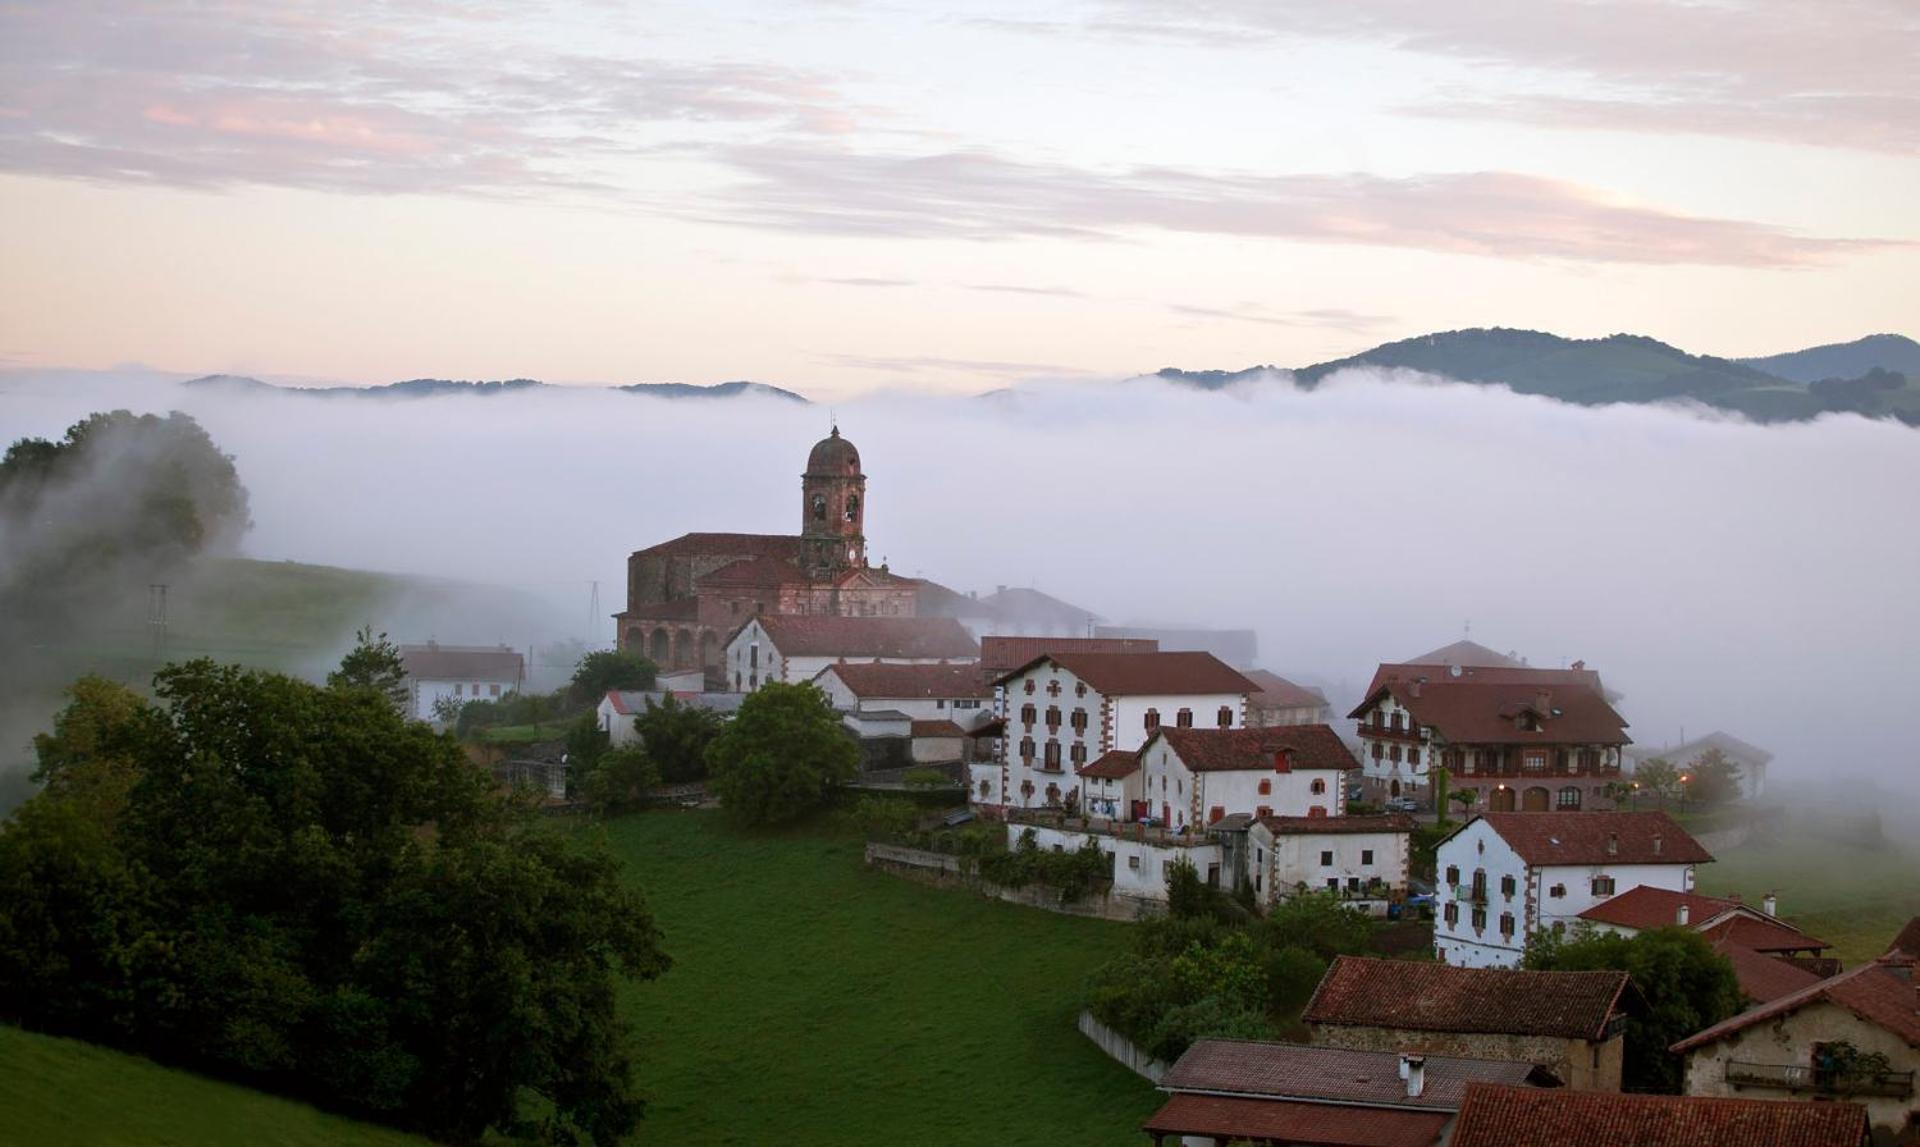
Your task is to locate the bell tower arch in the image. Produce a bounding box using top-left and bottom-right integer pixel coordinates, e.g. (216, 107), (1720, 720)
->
(801, 426), (866, 578)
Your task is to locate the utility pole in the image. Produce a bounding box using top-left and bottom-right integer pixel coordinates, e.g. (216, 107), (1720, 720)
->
(148, 583), (168, 660)
(588, 579), (600, 639)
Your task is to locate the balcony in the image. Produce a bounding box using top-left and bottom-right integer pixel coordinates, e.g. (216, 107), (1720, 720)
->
(1726, 1060), (1914, 1098)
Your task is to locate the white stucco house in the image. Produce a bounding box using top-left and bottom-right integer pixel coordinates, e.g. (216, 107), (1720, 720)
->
(1249, 813), (1416, 913)
(1433, 812), (1713, 968)
(400, 642), (524, 723)
(1138, 724), (1357, 832)
(1626, 731), (1773, 800)
(597, 689), (747, 747)
(722, 614), (978, 693)
(974, 650), (1256, 815)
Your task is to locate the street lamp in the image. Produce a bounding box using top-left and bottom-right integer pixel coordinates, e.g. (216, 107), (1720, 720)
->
(1679, 774), (1691, 813)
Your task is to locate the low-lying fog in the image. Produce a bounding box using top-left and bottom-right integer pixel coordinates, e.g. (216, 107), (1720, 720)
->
(4, 367), (1917, 796)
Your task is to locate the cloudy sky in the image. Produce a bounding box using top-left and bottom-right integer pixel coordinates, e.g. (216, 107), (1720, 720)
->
(1, 1), (1916, 398)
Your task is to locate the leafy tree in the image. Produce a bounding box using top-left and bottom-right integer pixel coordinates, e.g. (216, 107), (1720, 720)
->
(704, 682), (857, 826)
(1685, 747), (1743, 807)
(1634, 757), (1680, 806)
(0, 653), (669, 1143)
(569, 651), (658, 706)
(565, 710), (610, 775)
(1449, 788), (1478, 816)
(429, 693), (468, 727)
(1257, 891), (1376, 961)
(1524, 924), (1742, 1093)
(327, 626), (411, 711)
(631, 693), (724, 783)
(580, 746), (662, 816)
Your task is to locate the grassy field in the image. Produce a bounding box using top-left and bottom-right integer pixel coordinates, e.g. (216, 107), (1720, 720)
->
(1694, 815), (1919, 967)
(604, 810), (1161, 1145)
(0, 1025), (429, 1147)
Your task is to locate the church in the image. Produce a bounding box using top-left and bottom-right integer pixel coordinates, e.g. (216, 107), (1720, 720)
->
(615, 427), (926, 677)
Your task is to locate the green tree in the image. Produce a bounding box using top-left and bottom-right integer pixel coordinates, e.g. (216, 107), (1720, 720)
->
(1430, 765), (1450, 827)
(327, 626), (411, 711)
(1634, 757), (1680, 806)
(1685, 747), (1743, 807)
(569, 651), (658, 706)
(1524, 924), (1742, 1092)
(565, 710), (611, 776)
(631, 693), (725, 783)
(1257, 892), (1376, 961)
(1448, 788), (1478, 817)
(0, 653), (670, 1143)
(705, 682), (858, 826)
(580, 746), (662, 815)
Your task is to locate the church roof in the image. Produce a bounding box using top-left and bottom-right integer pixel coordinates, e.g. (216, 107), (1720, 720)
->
(806, 426), (861, 476)
(630, 532), (804, 561)
(700, 554), (809, 589)
(754, 614), (980, 660)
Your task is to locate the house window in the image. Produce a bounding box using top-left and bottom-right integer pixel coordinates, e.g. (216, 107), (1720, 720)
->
(1043, 741), (1062, 770)
(1591, 875), (1616, 897)
(1501, 875), (1516, 898)
(1408, 747), (1420, 766)
(1044, 783), (1060, 806)
(1326, 879), (1339, 892)
(1320, 850), (1334, 866)
(1045, 706), (1061, 732)
(1257, 779), (1272, 795)
(1446, 865), (1460, 886)
(1047, 679), (1061, 697)
(979, 780), (990, 797)
(1019, 737), (1035, 764)
(489, 684), (501, 697)
(937, 699), (946, 709)
(1310, 778), (1326, 795)
(1144, 709), (1160, 730)
(1550, 883), (1566, 898)
(1524, 751), (1547, 773)
(1024, 680), (1035, 695)
(1176, 708), (1194, 728)
(1072, 743), (1088, 766)
(1471, 870), (1488, 900)
(1444, 901), (1459, 926)
(1217, 706), (1232, 728)
(1128, 855), (1140, 870)
(1361, 849), (1374, 865)
(1020, 704), (1036, 729)
(1471, 906), (1488, 931)
(1071, 708), (1088, 734)
(1209, 806), (1225, 824)
(1371, 743), (1384, 761)
(454, 683), (463, 696)
(1075, 682), (1087, 697)
(1255, 805), (1272, 818)
(1557, 786), (1582, 809)
(1391, 712), (1404, 731)
(1499, 913), (1516, 938)
(1389, 745), (1402, 763)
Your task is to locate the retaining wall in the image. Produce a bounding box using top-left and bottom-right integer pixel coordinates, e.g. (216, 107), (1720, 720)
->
(1078, 1011), (1168, 1083)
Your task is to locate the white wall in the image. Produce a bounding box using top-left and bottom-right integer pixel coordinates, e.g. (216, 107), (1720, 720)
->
(1017, 824), (1222, 901)
(1250, 824), (1410, 910)
(811, 667), (989, 724)
(412, 675), (515, 722)
(1109, 692), (1245, 753)
(1353, 693), (1434, 790)
(999, 663), (1105, 812)
(596, 695), (639, 746)
(1139, 741), (1345, 832)
(1080, 772), (1142, 820)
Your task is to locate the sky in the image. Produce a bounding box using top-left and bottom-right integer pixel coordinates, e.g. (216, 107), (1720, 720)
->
(2, 0), (1918, 399)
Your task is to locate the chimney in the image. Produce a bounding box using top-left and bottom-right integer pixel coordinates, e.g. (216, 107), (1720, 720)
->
(1763, 892), (1778, 917)
(1606, 832), (1618, 856)
(1534, 688), (1551, 714)
(1402, 1053), (1426, 1098)
(1677, 902), (1690, 926)
(1572, 659), (1585, 670)
(1410, 678), (1423, 699)
(1652, 834), (1663, 856)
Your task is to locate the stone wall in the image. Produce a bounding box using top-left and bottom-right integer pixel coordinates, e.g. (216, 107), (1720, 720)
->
(1310, 1023), (1623, 1091)
(862, 842), (1160, 923)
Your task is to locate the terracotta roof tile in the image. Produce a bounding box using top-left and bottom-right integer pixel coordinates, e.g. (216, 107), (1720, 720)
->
(996, 650), (1255, 696)
(977, 635), (1158, 670)
(1710, 937), (1826, 1004)
(630, 531), (803, 560)
(1890, 916), (1920, 958)
(1142, 1094), (1449, 1147)
(1076, 749), (1140, 780)
(1304, 956), (1629, 1041)
(754, 615), (980, 660)
(1152, 724), (1359, 773)
(1164, 1038), (1545, 1110)
(816, 662), (992, 700)
(1577, 886), (1739, 931)
(1473, 811), (1712, 866)
(399, 643), (523, 682)
(909, 719), (965, 738)
(1671, 957), (1920, 1053)
(1449, 1082), (1868, 1147)
(1364, 660), (1605, 700)
(1244, 669), (1330, 711)
(1259, 813), (1416, 836)
(1351, 680), (1629, 746)
(1697, 913), (1831, 954)
(697, 554), (808, 588)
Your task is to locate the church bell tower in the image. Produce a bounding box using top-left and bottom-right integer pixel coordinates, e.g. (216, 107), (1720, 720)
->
(801, 426), (866, 579)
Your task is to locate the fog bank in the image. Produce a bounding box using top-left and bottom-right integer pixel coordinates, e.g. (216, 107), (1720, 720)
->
(3, 367), (1916, 793)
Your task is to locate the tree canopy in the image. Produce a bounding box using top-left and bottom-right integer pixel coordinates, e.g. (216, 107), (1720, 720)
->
(704, 682), (857, 825)
(0, 655), (669, 1144)
(569, 650), (658, 705)
(327, 626), (411, 711)
(632, 692), (725, 783)
(1684, 747), (1742, 807)
(1524, 924), (1742, 1093)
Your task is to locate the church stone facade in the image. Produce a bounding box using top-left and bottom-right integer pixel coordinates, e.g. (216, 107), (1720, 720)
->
(616, 428), (921, 675)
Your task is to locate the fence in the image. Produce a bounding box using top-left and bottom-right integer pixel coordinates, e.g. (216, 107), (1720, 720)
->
(1078, 1011), (1168, 1083)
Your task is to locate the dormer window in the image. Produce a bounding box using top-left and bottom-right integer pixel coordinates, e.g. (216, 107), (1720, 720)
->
(1606, 833), (1619, 856)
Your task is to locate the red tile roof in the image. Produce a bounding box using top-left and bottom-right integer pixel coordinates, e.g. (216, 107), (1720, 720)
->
(697, 554), (808, 589)
(1152, 724), (1359, 773)
(1351, 680), (1629, 746)
(815, 662), (991, 700)
(977, 635), (1158, 670)
(1364, 659), (1606, 700)
(1471, 811), (1712, 867)
(1142, 1094), (1449, 1147)
(753, 615), (980, 660)
(1259, 813), (1416, 836)
(1304, 956), (1630, 1041)
(1244, 669), (1330, 711)
(1671, 956), (1920, 1053)
(1697, 913), (1831, 954)
(618, 597), (700, 621)
(1577, 886), (1739, 931)
(909, 719), (965, 738)
(1890, 916), (1920, 958)
(1164, 1038), (1545, 1110)
(399, 643), (523, 682)
(630, 531), (803, 560)
(1449, 1083), (1867, 1147)
(1076, 749), (1140, 780)
(995, 650), (1256, 696)
(1711, 936), (1826, 1004)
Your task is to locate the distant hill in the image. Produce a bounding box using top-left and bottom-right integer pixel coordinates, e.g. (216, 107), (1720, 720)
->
(1151, 327), (1919, 425)
(1738, 334), (1920, 384)
(182, 375), (809, 402)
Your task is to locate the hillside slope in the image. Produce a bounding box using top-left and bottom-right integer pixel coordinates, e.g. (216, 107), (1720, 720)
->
(1739, 333), (1920, 384)
(183, 374), (810, 402)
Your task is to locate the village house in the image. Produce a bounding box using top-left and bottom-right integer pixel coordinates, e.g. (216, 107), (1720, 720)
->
(1141, 1037), (1557, 1147)
(615, 428), (926, 677)
(1670, 951), (1918, 1144)
(811, 662), (997, 765)
(1077, 750), (1144, 822)
(1578, 885), (1835, 1003)
(1247, 814), (1416, 914)
(597, 689), (747, 747)
(1626, 730), (1774, 800)
(400, 641), (524, 723)
(1241, 669), (1333, 726)
(1447, 1082), (1870, 1147)
(976, 634), (1159, 673)
(1138, 724), (1357, 831)
(975, 650), (1256, 815)
(722, 613), (978, 693)
(1304, 956), (1633, 1091)
(1433, 812), (1711, 968)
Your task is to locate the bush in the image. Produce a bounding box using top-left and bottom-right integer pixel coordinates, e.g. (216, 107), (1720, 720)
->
(841, 795), (920, 840)
(901, 767), (950, 789)
(978, 829), (1113, 902)
(705, 683), (859, 826)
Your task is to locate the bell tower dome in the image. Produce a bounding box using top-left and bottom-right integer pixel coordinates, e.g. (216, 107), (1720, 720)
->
(801, 426), (866, 578)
